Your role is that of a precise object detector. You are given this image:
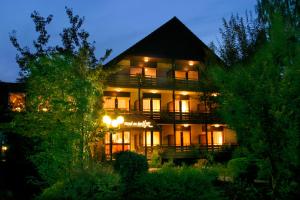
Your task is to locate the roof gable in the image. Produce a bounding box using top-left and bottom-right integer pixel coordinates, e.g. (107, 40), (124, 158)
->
(106, 17), (221, 66)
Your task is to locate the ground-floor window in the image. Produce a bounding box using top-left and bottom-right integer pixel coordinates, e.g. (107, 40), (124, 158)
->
(207, 131), (223, 145)
(105, 131), (130, 154)
(143, 131), (160, 146)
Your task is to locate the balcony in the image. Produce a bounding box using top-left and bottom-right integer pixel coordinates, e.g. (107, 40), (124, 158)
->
(106, 75), (205, 91)
(104, 110), (222, 124)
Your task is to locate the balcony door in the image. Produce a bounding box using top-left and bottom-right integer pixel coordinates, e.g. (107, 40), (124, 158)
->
(175, 130), (191, 147)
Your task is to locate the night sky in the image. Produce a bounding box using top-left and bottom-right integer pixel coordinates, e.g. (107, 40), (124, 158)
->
(0, 0), (257, 82)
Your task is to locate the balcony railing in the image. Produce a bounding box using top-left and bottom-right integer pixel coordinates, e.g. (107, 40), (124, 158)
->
(106, 75), (205, 91)
(137, 144), (238, 159)
(104, 109), (222, 124)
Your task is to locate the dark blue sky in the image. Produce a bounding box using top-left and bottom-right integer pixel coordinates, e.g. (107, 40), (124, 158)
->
(0, 0), (257, 82)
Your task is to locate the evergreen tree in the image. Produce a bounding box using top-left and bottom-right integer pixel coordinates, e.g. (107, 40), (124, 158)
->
(212, 14), (299, 199)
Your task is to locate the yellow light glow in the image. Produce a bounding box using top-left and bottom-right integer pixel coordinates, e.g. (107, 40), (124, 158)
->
(116, 116), (124, 124)
(213, 124), (220, 128)
(188, 61), (194, 66)
(2, 146), (8, 151)
(116, 88), (121, 92)
(182, 91), (188, 95)
(102, 115), (111, 125)
(42, 107), (48, 112)
(144, 57), (149, 62)
(212, 93), (219, 97)
(151, 90), (157, 94)
(111, 120), (118, 127)
(183, 124), (189, 127)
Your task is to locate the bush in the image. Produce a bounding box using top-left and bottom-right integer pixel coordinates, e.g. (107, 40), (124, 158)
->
(113, 151), (148, 183)
(149, 148), (161, 168)
(127, 167), (223, 200)
(37, 166), (121, 200)
(227, 157), (257, 183)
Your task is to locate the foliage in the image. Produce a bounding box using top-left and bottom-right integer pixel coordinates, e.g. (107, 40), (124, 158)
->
(127, 166), (222, 200)
(37, 166), (121, 200)
(113, 151), (148, 183)
(9, 8), (110, 186)
(212, 14), (300, 199)
(149, 148), (161, 168)
(227, 157), (257, 183)
(216, 11), (265, 66)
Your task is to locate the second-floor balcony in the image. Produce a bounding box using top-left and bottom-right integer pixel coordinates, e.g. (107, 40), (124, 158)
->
(104, 109), (222, 124)
(106, 75), (206, 91)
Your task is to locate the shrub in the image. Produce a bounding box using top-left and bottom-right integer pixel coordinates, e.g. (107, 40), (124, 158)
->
(113, 151), (148, 183)
(149, 148), (161, 168)
(227, 157), (257, 183)
(37, 166), (121, 200)
(128, 167), (222, 200)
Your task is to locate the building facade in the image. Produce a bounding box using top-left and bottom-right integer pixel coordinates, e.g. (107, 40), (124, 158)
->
(101, 17), (237, 159)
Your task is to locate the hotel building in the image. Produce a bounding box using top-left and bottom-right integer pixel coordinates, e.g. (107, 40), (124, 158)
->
(101, 17), (237, 159)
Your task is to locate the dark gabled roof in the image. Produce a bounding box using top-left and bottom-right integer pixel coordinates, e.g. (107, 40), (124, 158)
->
(105, 16), (222, 66)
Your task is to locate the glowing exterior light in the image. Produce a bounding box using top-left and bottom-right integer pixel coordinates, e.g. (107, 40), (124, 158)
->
(116, 88), (121, 92)
(144, 57), (149, 62)
(183, 124), (189, 127)
(111, 120), (118, 128)
(1, 146), (8, 152)
(188, 61), (194, 66)
(151, 90), (157, 94)
(182, 91), (188, 95)
(116, 116), (124, 124)
(102, 115), (111, 125)
(212, 93), (219, 97)
(213, 124), (220, 128)
(42, 107), (48, 112)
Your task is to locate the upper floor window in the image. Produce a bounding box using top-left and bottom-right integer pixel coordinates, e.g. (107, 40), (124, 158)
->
(103, 93), (130, 111)
(144, 68), (156, 78)
(175, 99), (189, 113)
(175, 70), (198, 81)
(130, 67), (142, 76)
(9, 93), (25, 112)
(143, 98), (160, 112)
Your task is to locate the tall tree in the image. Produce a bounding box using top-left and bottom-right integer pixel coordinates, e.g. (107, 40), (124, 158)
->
(10, 8), (110, 185)
(212, 14), (300, 199)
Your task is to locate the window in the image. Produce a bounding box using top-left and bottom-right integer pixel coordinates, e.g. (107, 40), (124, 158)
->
(176, 131), (191, 146)
(105, 131), (130, 154)
(175, 100), (189, 113)
(188, 71), (198, 80)
(175, 71), (186, 80)
(9, 93), (25, 112)
(103, 96), (129, 111)
(117, 97), (130, 111)
(207, 131), (223, 145)
(130, 67), (142, 76)
(103, 97), (115, 110)
(144, 68), (156, 78)
(143, 98), (160, 112)
(143, 131), (160, 146)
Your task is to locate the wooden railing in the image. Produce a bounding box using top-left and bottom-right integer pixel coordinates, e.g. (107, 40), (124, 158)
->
(138, 144), (238, 159)
(106, 75), (206, 91)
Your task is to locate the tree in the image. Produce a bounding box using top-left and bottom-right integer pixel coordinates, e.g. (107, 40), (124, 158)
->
(212, 15), (300, 199)
(215, 11), (265, 67)
(10, 8), (111, 185)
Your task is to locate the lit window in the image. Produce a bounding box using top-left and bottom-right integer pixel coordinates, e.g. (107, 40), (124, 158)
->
(103, 97), (115, 110)
(117, 97), (130, 111)
(144, 131), (160, 146)
(9, 93), (25, 112)
(130, 67), (142, 76)
(143, 99), (160, 112)
(175, 71), (186, 80)
(144, 68), (156, 78)
(188, 71), (198, 80)
(207, 131), (223, 145)
(176, 131), (191, 146)
(175, 100), (189, 113)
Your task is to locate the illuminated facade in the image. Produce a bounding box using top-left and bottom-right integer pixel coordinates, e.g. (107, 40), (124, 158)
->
(101, 17), (237, 159)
